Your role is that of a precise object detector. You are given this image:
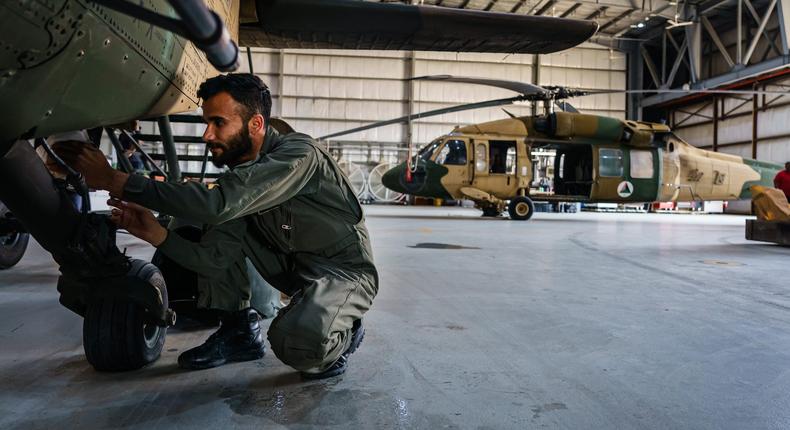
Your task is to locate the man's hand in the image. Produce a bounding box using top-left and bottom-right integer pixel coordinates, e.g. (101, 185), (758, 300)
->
(108, 198), (168, 246)
(53, 141), (129, 196)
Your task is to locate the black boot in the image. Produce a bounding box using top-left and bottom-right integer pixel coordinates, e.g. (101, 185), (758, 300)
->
(301, 319), (365, 380)
(178, 308), (265, 370)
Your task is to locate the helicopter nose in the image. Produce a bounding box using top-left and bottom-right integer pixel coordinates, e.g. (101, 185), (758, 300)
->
(381, 163), (406, 193)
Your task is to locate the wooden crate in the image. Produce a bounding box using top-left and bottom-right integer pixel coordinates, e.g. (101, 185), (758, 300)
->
(745, 219), (790, 246)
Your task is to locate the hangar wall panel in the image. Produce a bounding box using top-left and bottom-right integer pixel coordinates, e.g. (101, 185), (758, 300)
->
(232, 44), (627, 163)
(671, 76), (790, 165)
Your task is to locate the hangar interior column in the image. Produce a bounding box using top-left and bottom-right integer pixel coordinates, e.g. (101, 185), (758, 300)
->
(636, 0), (790, 165)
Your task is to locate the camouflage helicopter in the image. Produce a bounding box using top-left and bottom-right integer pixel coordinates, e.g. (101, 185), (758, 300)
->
(322, 75), (784, 221)
(0, 1), (597, 371)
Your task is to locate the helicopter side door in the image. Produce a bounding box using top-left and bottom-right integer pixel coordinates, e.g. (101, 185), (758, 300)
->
(471, 139), (519, 198)
(591, 145), (660, 202)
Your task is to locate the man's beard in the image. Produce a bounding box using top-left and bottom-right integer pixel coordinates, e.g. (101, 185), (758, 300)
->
(209, 125), (253, 168)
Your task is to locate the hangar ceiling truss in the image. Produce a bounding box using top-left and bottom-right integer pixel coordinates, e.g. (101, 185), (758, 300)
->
(372, 0), (677, 37)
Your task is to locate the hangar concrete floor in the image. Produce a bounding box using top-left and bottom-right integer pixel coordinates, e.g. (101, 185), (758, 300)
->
(1, 206), (789, 429)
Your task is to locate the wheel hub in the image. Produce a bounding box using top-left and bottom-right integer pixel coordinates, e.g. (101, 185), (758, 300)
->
(516, 202), (530, 216)
(143, 324), (161, 349)
(0, 232), (19, 247)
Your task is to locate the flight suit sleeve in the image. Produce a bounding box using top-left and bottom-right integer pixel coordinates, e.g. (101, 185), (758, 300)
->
(156, 217), (247, 279)
(121, 139), (319, 224)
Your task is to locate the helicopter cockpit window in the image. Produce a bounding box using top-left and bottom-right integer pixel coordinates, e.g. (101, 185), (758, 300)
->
(435, 140), (467, 165)
(599, 148), (623, 177)
(418, 139), (443, 161)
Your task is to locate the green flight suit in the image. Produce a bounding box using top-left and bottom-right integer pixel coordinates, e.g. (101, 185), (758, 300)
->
(121, 126), (378, 372)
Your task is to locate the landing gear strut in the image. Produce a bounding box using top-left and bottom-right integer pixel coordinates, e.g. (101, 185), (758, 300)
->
(0, 139), (174, 371)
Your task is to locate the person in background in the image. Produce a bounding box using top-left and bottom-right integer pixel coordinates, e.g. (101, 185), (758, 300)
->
(773, 162), (790, 203)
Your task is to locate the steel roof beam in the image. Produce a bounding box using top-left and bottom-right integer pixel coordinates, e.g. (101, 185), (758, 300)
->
(585, 6), (609, 20)
(701, 16), (735, 67)
(685, 22), (702, 83)
(780, 0), (790, 54)
(666, 36), (688, 86)
(743, 0), (778, 64)
(536, 0), (558, 15)
(560, 3), (582, 17)
(599, 8), (635, 31)
(510, 0), (528, 13)
(641, 55), (790, 106)
(744, 0), (784, 56)
(641, 44), (662, 87)
(666, 30), (692, 71)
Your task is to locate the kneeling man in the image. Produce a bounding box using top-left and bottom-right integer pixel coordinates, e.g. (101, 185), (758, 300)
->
(58, 74), (378, 379)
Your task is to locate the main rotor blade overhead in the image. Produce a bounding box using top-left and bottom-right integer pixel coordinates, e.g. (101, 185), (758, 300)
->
(241, 0), (598, 54)
(411, 75), (549, 96)
(319, 95), (526, 140)
(587, 89), (790, 96)
(412, 75), (790, 98)
(413, 75), (580, 112)
(319, 76), (789, 140)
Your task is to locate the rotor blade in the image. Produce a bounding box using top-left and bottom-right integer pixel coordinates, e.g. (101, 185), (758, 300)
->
(583, 88), (790, 96)
(241, 0), (598, 54)
(411, 75), (548, 96)
(319, 96), (525, 140)
(555, 101), (580, 113)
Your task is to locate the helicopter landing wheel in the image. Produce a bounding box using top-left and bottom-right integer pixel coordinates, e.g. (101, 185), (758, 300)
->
(508, 196), (535, 221)
(0, 231), (29, 269)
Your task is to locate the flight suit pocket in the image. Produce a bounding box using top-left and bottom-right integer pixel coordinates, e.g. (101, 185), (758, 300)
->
(253, 203), (293, 253)
(276, 203), (294, 251)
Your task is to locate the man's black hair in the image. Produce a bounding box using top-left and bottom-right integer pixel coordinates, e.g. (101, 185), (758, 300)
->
(197, 73), (272, 124)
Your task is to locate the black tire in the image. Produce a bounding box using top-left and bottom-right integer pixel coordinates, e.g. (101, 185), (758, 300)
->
(0, 232), (29, 269)
(83, 299), (166, 371)
(508, 196), (535, 221)
(0, 201), (28, 269)
(82, 260), (169, 372)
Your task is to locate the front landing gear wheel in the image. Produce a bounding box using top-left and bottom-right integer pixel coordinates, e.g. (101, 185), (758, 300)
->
(0, 232), (29, 269)
(82, 260), (169, 371)
(508, 196), (535, 221)
(83, 299), (166, 371)
(0, 202), (29, 269)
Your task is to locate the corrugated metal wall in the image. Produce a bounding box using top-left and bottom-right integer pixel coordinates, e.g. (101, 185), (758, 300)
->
(142, 44), (627, 171)
(670, 75), (790, 164)
(238, 43), (626, 151)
